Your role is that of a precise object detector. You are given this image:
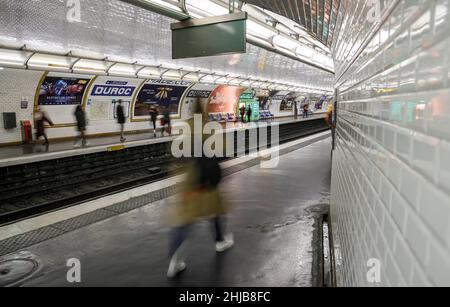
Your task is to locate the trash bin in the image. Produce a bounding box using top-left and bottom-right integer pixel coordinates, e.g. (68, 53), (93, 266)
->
(21, 120), (32, 144)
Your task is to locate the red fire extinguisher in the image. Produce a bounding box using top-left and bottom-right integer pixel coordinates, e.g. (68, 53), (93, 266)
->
(21, 120), (32, 144)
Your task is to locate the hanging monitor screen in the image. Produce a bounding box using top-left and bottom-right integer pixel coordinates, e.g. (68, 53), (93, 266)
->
(171, 12), (247, 59)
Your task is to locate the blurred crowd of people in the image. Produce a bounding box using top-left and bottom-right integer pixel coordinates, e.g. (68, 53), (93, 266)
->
(33, 101), (173, 148)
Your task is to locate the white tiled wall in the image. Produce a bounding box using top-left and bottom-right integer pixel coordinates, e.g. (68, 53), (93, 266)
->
(331, 0), (450, 287)
(0, 68), (42, 144)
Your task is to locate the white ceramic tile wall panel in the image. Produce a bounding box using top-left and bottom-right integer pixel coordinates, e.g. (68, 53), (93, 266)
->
(439, 141), (450, 193)
(0, 68), (42, 144)
(331, 0), (450, 287)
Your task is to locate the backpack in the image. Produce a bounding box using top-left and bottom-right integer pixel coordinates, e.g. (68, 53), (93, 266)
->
(196, 157), (222, 188)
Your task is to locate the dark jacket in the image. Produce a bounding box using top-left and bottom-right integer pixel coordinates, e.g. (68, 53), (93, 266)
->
(247, 107), (252, 116)
(35, 113), (54, 136)
(117, 104), (125, 124)
(163, 109), (171, 123)
(74, 106), (86, 129)
(149, 108), (158, 122)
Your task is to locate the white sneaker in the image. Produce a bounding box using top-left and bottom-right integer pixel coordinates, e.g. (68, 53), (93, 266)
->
(73, 142), (81, 148)
(167, 259), (187, 278)
(216, 234), (234, 253)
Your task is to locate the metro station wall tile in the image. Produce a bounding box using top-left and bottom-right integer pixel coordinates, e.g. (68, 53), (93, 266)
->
(427, 237), (450, 286)
(393, 233), (415, 283)
(0, 68), (42, 144)
(390, 190), (408, 234)
(331, 0), (450, 286)
(405, 209), (431, 267)
(439, 141), (450, 193)
(418, 181), (450, 245)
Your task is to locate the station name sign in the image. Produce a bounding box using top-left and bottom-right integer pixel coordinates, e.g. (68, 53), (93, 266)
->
(91, 84), (136, 97)
(187, 90), (212, 98)
(148, 79), (191, 86)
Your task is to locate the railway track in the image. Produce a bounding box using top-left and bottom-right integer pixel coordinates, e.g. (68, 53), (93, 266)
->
(0, 118), (330, 225)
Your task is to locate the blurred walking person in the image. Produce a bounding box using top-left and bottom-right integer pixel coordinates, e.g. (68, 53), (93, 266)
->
(240, 105), (246, 123)
(34, 108), (54, 147)
(74, 105), (88, 147)
(303, 103), (309, 119)
(326, 104), (334, 128)
(294, 102), (299, 120)
(116, 99), (126, 142)
(167, 102), (234, 278)
(246, 105), (252, 123)
(149, 105), (158, 137)
(161, 106), (171, 137)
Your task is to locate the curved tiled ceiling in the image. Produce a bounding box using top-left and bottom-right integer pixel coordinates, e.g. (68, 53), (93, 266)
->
(0, 0), (334, 91)
(244, 0), (341, 47)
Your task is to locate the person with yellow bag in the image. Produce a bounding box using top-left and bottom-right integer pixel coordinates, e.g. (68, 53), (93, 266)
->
(167, 101), (234, 279)
(326, 104), (334, 128)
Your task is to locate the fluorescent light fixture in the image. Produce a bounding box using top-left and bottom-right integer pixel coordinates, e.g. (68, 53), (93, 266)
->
(199, 74), (217, 84)
(73, 59), (109, 74)
(161, 69), (182, 80)
(182, 72), (200, 82)
(214, 76), (229, 84)
(272, 35), (299, 50)
(247, 20), (278, 40)
(228, 78), (242, 85)
(108, 63), (142, 77)
(186, 0), (228, 16)
(295, 45), (315, 58)
(151, 0), (184, 12)
(240, 80), (251, 87)
(247, 35), (275, 50)
(0, 48), (30, 67)
(0, 67), (4, 70)
(27, 54), (76, 71)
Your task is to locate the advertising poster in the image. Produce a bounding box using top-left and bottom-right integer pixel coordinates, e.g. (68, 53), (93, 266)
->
(181, 84), (215, 119)
(134, 79), (190, 116)
(207, 85), (246, 115)
(259, 90), (276, 111)
(314, 95), (328, 111)
(269, 91), (290, 116)
(38, 76), (91, 105)
(280, 92), (299, 112)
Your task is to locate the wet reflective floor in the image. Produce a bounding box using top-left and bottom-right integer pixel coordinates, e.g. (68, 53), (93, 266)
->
(10, 138), (332, 287)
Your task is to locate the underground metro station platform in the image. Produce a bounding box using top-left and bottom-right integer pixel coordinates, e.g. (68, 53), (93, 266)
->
(0, 0), (450, 293)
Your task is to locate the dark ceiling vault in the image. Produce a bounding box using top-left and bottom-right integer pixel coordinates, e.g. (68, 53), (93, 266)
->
(244, 0), (341, 47)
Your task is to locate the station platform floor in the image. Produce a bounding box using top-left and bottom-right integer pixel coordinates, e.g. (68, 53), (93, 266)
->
(0, 114), (326, 167)
(0, 133), (332, 287)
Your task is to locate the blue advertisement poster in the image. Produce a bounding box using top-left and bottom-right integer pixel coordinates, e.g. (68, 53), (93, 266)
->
(38, 76), (91, 105)
(134, 80), (190, 116)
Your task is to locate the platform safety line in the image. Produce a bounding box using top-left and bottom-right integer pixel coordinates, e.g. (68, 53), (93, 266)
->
(0, 131), (331, 243)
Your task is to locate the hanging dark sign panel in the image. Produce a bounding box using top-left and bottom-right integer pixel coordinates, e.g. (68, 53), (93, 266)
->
(171, 12), (247, 59)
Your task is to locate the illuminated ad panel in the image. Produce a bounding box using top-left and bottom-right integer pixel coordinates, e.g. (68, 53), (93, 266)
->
(134, 79), (191, 117)
(207, 85), (246, 115)
(256, 89), (271, 111)
(36, 72), (93, 126)
(38, 76), (91, 106)
(181, 83), (216, 119)
(269, 91), (290, 115)
(280, 92), (301, 112)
